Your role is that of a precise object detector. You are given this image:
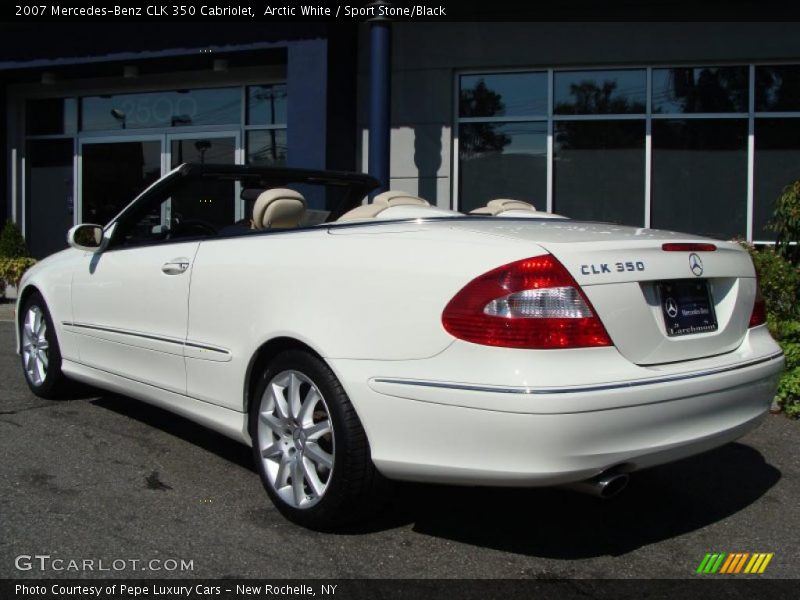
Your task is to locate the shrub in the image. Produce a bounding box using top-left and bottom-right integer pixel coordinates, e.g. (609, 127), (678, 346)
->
(0, 257), (37, 288)
(768, 179), (800, 267)
(740, 242), (800, 418)
(0, 220), (30, 258)
(740, 242), (800, 323)
(771, 320), (800, 418)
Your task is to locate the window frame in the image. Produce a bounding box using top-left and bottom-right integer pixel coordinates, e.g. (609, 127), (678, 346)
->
(453, 62), (800, 243)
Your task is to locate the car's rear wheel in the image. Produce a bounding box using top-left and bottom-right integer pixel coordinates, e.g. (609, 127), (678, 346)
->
(250, 349), (388, 529)
(20, 292), (70, 399)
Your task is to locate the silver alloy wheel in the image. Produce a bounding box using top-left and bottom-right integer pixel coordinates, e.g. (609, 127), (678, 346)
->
(21, 305), (49, 386)
(256, 369), (335, 509)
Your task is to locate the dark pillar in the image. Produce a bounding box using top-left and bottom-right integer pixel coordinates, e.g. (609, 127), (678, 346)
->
(368, 5), (391, 197)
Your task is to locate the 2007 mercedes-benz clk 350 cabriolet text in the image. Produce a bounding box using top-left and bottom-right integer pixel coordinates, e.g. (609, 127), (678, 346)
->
(17, 164), (784, 528)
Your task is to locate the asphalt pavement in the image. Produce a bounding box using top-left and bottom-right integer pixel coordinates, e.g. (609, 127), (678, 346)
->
(1, 315), (798, 579)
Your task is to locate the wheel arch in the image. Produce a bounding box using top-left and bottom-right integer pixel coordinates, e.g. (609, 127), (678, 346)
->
(15, 283), (43, 352)
(243, 336), (327, 418)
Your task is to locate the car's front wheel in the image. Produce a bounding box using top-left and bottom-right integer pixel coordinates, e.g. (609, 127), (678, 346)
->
(250, 349), (388, 529)
(20, 292), (70, 399)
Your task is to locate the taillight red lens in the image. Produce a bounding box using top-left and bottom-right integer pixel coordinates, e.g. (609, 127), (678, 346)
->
(442, 255), (613, 349)
(662, 243), (717, 252)
(749, 281), (767, 328)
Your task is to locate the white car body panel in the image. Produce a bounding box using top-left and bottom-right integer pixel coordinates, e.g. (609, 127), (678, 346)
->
(16, 196), (784, 488)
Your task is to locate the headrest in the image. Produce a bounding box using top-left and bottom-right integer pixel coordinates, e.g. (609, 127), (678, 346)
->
(252, 188), (306, 230)
(372, 190), (430, 207)
(470, 199), (537, 216)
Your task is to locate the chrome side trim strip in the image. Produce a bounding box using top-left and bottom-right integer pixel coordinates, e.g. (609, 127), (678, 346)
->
(63, 322), (230, 356)
(372, 352), (784, 396)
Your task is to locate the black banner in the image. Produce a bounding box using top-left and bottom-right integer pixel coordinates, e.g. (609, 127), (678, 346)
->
(5, 0), (800, 23)
(2, 579), (799, 600)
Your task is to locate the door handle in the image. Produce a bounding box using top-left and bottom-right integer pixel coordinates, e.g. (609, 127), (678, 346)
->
(161, 258), (191, 275)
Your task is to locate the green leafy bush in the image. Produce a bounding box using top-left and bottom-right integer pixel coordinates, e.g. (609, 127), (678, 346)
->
(740, 242), (800, 323)
(769, 179), (800, 267)
(740, 242), (800, 417)
(0, 257), (37, 289)
(0, 220), (30, 258)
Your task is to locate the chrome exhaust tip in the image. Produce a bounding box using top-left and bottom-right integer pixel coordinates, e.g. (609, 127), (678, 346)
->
(564, 471), (629, 499)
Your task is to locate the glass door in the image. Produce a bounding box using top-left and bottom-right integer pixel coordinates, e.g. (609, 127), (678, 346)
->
(77, 131), (241, 229)
(78, 136), (162, 225)
(166, 132), (241, 228)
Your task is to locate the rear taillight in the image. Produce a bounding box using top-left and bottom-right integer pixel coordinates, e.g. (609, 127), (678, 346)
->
(749, 280), (767, 328)
(442, 255), (612, 349)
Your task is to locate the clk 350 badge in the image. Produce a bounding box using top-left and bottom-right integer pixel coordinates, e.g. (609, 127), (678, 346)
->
(581, 261), (646, 275)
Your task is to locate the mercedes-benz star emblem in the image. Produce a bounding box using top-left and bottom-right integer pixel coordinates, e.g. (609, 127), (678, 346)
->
(665, 297), (679, 318)
(689, 253), (704, 277)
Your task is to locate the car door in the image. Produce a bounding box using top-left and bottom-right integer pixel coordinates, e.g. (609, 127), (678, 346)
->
(69, 171), (204, 396)
(70, 239), (199, 395)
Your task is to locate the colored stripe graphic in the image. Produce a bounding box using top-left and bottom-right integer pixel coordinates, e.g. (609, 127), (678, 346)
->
(698, 552), (773, 574)
(719, 554), (736, 574)
(758, 553), (774, 573)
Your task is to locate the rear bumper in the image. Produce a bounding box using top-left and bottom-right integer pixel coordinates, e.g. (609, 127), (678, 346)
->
(329, 328), (783, 486)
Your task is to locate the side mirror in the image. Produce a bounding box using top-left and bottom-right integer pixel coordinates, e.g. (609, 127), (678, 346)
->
(67, 224), (106, 252)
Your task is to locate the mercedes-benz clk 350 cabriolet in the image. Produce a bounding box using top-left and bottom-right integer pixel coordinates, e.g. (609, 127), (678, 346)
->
(16, 164), (784, 529)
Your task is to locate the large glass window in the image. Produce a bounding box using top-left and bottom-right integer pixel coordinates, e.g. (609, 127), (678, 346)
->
(81, 88), (241, 131)
(554, 121), (645, 225)
(169, 137), (237, 230)
(756, 65), (800, 112)
(458, 122), (547, 213)
(652, 67), (748, 114)
(247, 84), (288, 125)
(460, 73), (547, 118)
(457, 64), (800, 242)
(754, 119), (800, 240)
(457, 73), (547, 212)
(554, 69), (646, 115)
(651, 119), (748, 239)
(246, 130), (288, 166)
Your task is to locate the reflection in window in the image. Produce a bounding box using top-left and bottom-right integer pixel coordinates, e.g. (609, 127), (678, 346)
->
(652, 119), (748, 239)
(170, 138), (237, 230)
(554, 70), (646, 115)
(246, 130), (288, 166)
(459, 72), (547, 118)
(81, 141), (162, 225)
(652, 67), (748, 114)
(755, 65), (800, 112)
(82, 88), (241, 131)
(458, 122), (546, 213)
(554, 121), (645, 226)
(247, 84), (288, 125)
(26, 98), (77, 135)
(753, 119), (800, 240)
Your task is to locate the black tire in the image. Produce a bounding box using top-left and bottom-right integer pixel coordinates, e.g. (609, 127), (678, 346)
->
(249, 349), (390, 529)
(19, 292), (71, 399)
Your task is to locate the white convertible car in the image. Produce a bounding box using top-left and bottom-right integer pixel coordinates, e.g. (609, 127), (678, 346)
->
(17, 164), (784, 528)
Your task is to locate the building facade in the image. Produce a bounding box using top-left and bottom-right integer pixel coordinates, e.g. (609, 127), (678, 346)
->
(356, 22), (800, 245)
(2, 22), (800, 258)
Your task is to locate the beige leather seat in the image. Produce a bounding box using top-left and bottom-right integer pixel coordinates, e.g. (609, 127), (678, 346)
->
(252, 188), (306, 229)
(337, 190), (430, 222)
(469, 199), (537, 216)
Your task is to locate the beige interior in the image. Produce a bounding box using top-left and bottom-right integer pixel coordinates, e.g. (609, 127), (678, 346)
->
(469, 199), (538, 216)
(337, 190), (430, 222)
(252, 188), (307, 229)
